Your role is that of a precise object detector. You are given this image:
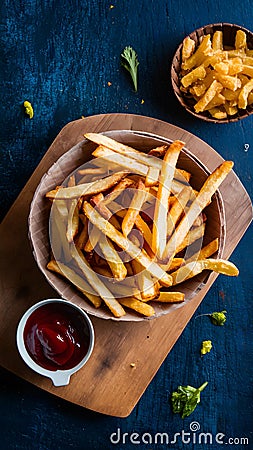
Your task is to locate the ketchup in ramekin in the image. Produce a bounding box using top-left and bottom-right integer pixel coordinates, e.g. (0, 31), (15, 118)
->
(24, 302), (90, 371)
(17, 299), (95, 386)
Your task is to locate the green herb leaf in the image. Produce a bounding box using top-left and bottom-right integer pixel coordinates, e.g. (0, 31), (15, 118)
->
(210, 310), (227, 326)
(121, 46), (139, 92)
(171, 382), (208, 419)
(195, 310), (227, 326)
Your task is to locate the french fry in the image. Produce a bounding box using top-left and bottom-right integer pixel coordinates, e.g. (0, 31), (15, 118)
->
(163, 161), (233, 262)
(134, 214), (153, 249)
(47, 260), (102, 308)
(119, 297), (155, 317)
(153, 291), (185, 303)
(235, 30), (247, 50)
(82, 201), (173, 287)
(194, 80), (223, 112)
(122, 179), (148, 236)
(78, 167), (107, 176)
(98, 236), (127, 281)
(101, 178), (134, 205)
(238, 79), (253, 108)
(50, 201), (71, 263)
(75, 214), (89, 249)
(181, 65), (206, 88)
(171, 258), (239, 285)
(66, 199), (79, 242)
(167, 186), (192, 238)
(152, 141), (184, 258)
(182, 36), (195, 61)
(46, 171), (129, 199)
(212, 30), (223, 51)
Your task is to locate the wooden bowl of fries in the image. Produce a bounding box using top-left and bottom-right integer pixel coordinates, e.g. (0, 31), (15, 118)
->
(28, 130), (239, 321)
(171, 23), (253, 123)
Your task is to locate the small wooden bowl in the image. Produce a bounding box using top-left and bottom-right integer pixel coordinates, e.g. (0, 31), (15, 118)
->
(171, 23), (253, 123)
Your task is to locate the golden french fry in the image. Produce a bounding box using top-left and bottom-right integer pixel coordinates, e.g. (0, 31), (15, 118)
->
(153, 291), (185, 302)
(152, 141), (184, 258)
(119, 297), (155, 317)
(98, 236), (127, 281)
(212, 30), (223, 51)
(47, 260), (102, 308)
(75, 214), (89, 249)
(171, 258), (239, 285)
(82, 201), (173, 287)
(182, 36), (195, 61)
(46, 171), (129, 199)
(134, 214), (153, 249)
(181, 65), (206, 88)
(163, 161), (233, 262)
(167, 186), (193, 238)
(66, 199), (79, 242)
(238, 79), (253, 108)
(101, 178), (134, 205)
(50, 201), (71, 263)
(194, 80), (223, 112)
(235, 30), (247, 50)
(78, 167), (107, 176)
(122, 179), (148, 237)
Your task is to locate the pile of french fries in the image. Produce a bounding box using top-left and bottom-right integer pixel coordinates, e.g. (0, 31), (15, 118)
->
(46, 133), (239, 318)
(180, 29), (253, 119)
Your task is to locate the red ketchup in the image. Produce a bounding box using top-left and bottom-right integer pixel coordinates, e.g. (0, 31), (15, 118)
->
(24, 303), (90, 371)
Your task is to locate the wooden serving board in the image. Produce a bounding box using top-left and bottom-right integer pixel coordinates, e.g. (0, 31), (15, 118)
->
(0, 113), (252, 417)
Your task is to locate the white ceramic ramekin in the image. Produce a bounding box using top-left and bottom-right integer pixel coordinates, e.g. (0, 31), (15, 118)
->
(16, 298), (95, 386)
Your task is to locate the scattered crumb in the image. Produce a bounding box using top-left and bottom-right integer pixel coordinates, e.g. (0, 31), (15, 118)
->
(81, 115), (85, 119)
(141, 99), (145, 104)
(107, 81), (112, 86)
(130, 363), (136, 368)
(244, 143), (249, 152)
(109, 4), (114, 9)
(219, 290), (225, 300)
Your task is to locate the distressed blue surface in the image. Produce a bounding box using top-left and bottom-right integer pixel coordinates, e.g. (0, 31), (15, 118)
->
(0, 0), (252, 449)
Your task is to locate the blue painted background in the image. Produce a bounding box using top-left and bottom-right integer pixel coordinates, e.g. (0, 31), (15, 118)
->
(0, 1), (252, 449)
